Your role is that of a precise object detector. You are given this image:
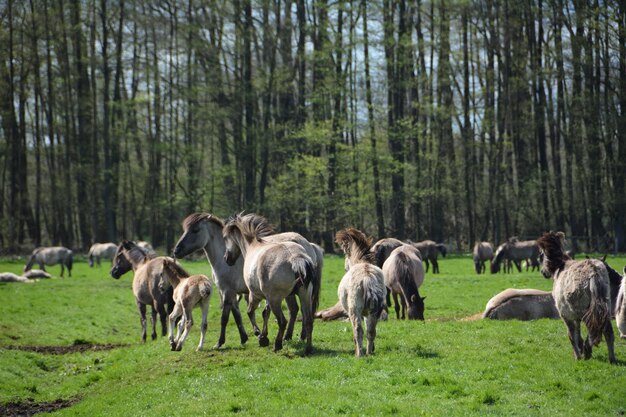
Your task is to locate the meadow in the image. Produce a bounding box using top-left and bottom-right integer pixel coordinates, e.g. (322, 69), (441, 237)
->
(1, 254), (625, 416)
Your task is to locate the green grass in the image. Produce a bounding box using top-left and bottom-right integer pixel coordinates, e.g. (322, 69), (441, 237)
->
(1, 255), (626, 416)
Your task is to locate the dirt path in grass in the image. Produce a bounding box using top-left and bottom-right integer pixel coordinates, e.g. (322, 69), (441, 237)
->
(3, 342), (127, 354)
(0, 397), (80, 416)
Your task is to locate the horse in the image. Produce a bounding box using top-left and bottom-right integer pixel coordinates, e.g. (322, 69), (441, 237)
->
(136, 241), (155, 254)
(616, 267), (626, 339)
(537, 231), (616, 364)
(223, 213), (318, 353)
(23, 269), (52, 279)
(482, 289), (559, 320)
(158, 259), (212, 352)
(336, 228), (386, 357)
(473, 242), (493, 274)
(593, 257), (623, 317)
(0, 272), (30, 283)
(88, 242), (117, 267)
(24, 246), (73, 277)
(382, 244), (425, 320)
(370, 238), (406, 268)
(110, 240), (174, 343)
(407, 240), (446, 273)
(491, 238), (538, 274)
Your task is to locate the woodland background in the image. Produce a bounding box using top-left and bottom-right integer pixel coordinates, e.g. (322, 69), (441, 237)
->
(1, 0), (625, 254)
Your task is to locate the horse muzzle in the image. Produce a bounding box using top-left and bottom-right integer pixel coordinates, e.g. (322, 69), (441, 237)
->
(110, 267), (121, 279)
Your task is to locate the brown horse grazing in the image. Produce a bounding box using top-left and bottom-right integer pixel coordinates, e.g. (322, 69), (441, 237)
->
(382, 245), (425, 320)
(407, 240), (446, 273)
(491, 238), (538, 274)
(87, 242), (117, 267)
(159, 259), (212, 352)
(537, 231), (616, 364)
(110, 240), (174, 343)
(482, 289), (559, 320)
(370, 238), (406, 268)
(473, 242), (494, 274)
(336, 228), (386, 357)
(24, 246), (73, 277)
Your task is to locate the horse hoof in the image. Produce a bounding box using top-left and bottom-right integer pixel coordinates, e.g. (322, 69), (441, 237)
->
(240, 333), (249, 345)
(175, 344), (183, 352)
(259, 336), (270, 347)
(273, 343), (283, 352)
(151, 334), (157, 341)
(253, 329), (261, 337)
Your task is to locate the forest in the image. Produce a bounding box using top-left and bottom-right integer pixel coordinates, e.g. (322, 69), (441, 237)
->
(1, 0), (625, 254)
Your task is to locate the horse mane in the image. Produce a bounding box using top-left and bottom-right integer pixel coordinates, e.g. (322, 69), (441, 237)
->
(182, 212), (224, 231)
(335, 228), (375, 264)
(225, 213), (274, 242)
(536, 231), (571, 275)
(122, 240), (155, 264)
(163, 259), (190, 278)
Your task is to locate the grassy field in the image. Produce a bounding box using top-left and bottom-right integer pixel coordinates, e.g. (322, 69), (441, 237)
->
(1, 254), (625, 416)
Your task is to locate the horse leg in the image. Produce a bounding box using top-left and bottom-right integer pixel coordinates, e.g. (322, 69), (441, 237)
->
(260, 302), (271, 347)
(392, 293), (401, 320)
(157, 301), (168, 337)
(365, 313), (378, 355)
(267, 297), (288, 352)
(150, 304), (158, 340)
(60, 264), (64, 278)
(137, 301), (147, 343)
(602, 318), (617, 364)
(298, 287), (314, 354)
(229, 299), (249, 345)
(215, 294), (232, 349)
(247, 295), (267, 347)
(424, 259), (430, 273)
(284, 295), (299, 341)
(197, 299), (210, 352)
(350, 313), (364, 357)
(432, 258), (439, 274)
(168, 303), (183, 350)
(175, 306), (194, 351)
(243, 293), (261, 336)
(563, 319), (583, 360)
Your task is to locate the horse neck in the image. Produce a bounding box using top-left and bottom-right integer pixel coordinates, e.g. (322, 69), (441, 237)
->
(165, 271), (182, 288)
(202, 222), (233, 275)
(125, 251), (147, 271)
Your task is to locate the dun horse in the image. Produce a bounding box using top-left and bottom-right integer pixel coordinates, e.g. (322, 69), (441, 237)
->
(88, 242), (117, 267)
(336, 228), (386, 357)
(482, 289), (559, 320)
(223, 213), (318, 353)
(491, 238), (539, 274)
(408, 240), (446, 273)
(537, 231), (616, 364)
(382, 244), (425, 320)
(110, 240), (174, 342)
(473, 242), (493, 274)
(616, 267), (626, 339)
(159, 259), (212, 351)
(24, 246), (73, 277)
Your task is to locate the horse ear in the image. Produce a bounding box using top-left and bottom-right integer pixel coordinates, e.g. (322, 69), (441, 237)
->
(421, 296), (426, 301)
(600, 254), (607, 262)
(623, 266), (626, 275)
(122, 240), (132, 249)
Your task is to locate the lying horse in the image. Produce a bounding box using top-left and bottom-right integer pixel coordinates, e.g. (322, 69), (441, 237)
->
(473, 242), (493, 274)
(482, 288), (559, 320)
(0, 272), (30, 283)
(24, 246), (73, 277)
(23, 269), (52, 279)
(336, 228), (386, 357)
(88, 242), (117, 267)
(537, 231), (616, 364)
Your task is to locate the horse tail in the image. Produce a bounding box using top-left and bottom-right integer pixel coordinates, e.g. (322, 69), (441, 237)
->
(436, 243), (447, 257)
(199, 279), (212, 299)
(583, 266), (610, 346)
(291, 255), (319, 313)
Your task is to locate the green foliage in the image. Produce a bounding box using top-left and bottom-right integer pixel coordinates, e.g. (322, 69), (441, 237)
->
(1, 256), (626, 415)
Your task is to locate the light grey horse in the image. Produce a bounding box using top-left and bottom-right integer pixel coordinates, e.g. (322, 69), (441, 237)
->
(473, 242), (493, 274)
(382, 244), (425, 320)
(88, 242), (117, 267)
(24, 246), (73, 277)
(537, 231), (616, 364)
(482, 288), (559, 320)
(223, 213), (318, 354)
(336, 228), (386, 357)
(616, 267), (626, 339)
(23, 269), (52, 279)
(159, 259), (212, 352)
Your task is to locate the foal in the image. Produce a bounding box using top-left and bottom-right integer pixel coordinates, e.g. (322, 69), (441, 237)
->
(159, 259), (212, 352)
(336, 228), (386, 357)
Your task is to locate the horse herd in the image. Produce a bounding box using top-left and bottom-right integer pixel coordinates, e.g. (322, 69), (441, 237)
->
(3, 218), (626, 362)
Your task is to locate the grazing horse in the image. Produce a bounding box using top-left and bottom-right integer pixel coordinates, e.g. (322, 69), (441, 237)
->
(537, 231), (616, 364)
(110, 240), (174, 343)
(407, 240), (446, 273)
(616, 267), (626, 339)
(473, 242), (493, 274)
(336, 228), (386, 357)
(223, 213), (318, 353)
(370, 238), (406, 268)
(482, 289), (559, 320)
(382, 245), (425, 320)
(88, 242), (117, 267)
(491, 238), (539, 274)
(24, 246), (73, 277)
(159, 259), (212, 352)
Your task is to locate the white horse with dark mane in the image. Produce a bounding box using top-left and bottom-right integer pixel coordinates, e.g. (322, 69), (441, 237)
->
(24, 246), (73, 277)
(88, 242), (117, 267)
(336, 228), (386, 357)
(537, 231), (616, 364)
